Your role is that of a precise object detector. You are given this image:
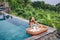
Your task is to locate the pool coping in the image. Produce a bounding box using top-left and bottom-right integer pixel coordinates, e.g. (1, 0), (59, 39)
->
(1, 11), (29, 23)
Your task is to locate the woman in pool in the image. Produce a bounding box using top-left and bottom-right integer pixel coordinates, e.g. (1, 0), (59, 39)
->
(26, 17), (48, 35)
(29, 16), (41, 29)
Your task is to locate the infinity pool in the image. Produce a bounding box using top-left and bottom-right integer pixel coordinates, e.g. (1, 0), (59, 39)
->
(0, 17), (31, 40)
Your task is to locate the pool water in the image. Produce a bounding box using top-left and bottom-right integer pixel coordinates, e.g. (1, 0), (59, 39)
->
(0, 17), (31, 40)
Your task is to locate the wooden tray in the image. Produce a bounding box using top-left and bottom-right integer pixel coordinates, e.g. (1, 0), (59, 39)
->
(26, 26), (48, 36)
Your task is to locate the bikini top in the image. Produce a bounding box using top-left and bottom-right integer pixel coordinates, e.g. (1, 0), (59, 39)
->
(32, 24), (37, 27)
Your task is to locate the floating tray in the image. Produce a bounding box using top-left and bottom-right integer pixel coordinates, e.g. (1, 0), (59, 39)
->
(26, 26), (48, 36)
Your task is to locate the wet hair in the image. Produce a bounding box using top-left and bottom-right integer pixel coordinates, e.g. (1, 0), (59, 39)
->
(29, 16), (32, 25)
(29, 16), (33, 22)
(29, 16), (36, 23)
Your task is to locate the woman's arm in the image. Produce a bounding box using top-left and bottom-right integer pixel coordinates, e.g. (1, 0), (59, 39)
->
(29, 22), (33, 28)
(34, 21), (40, 25)
(34, 21), (42, 27)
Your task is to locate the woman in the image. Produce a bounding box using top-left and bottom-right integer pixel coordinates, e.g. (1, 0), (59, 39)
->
(26, 17), (48, 35)
(29, 16), (41, 29)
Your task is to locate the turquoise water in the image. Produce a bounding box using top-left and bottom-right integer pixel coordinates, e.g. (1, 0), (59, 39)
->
(0, 18), (30, 40)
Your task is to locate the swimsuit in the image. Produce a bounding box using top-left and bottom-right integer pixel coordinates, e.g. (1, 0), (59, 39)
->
(29, 24), (41, 32)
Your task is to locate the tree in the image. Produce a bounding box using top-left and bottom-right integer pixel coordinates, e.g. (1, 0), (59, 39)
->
(24, 0), (31, 6)
(56, 3), (60, 13)
(56, 3), (60, 6)
(31, 1), (45, 9)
